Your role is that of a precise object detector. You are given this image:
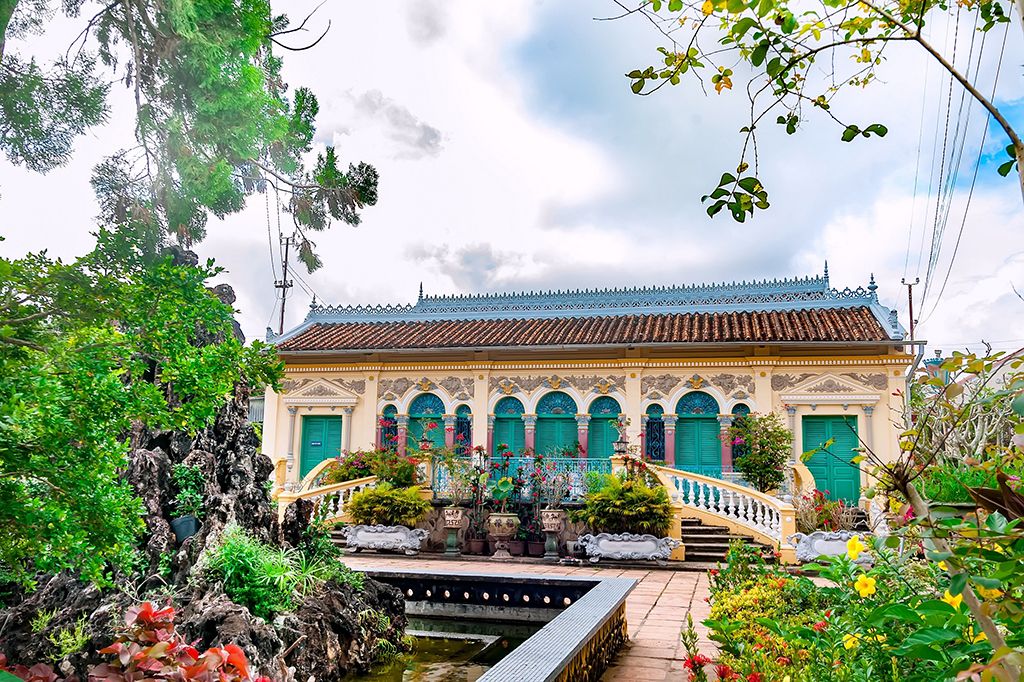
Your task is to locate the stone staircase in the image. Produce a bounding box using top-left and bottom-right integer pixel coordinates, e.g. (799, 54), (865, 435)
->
(679, 517), (772, 564)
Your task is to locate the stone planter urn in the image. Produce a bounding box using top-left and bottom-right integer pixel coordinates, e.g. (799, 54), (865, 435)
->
(442, 506), (467, 556)
(540, 508), (566, 560)
(486, 512), (521, 560)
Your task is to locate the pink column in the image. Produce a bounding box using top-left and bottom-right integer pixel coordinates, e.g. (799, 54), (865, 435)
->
(640, 415), (649, 458)
(719, 415), (734, 472)
(576, 415), (589, 459)
(523, 414), (537, 452)
(487, 415), (495, 455)
(443, 415), (456, 448)
(663, 415), (677, 467)
(396, 415), (409, 457)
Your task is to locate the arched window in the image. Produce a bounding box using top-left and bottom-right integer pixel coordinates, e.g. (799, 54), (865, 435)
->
(493, 397), (525, 454)
(675, 391), (722, 476)
(645, 404), (666, 461)
(732, 403), (751, 417)
(407, 392), (445, 452)
(731, 403), (751, 459)
(455, 404), (472, 455)
(587, 396), (622, 460)
(380, 404), (399, 451)
(536, 391), (578, 456)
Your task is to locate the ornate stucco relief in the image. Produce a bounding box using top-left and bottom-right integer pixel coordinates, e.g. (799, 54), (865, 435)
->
(771, 373), (815, 391)
(440, 376), (475, 401)
(708, 373), (756, 394)
(841, 373), (889, 390)
(281, 378), (365, 396)
(641, 374), (681, 398)
(805, 378), (856, 393)
(378, 378), (416, 399)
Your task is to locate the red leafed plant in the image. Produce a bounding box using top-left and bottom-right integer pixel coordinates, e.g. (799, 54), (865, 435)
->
(1, 603), (270, 682)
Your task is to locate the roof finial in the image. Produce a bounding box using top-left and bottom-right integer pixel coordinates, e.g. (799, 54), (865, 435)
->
(823, 260), (830, 283)
(868, 272), (877, 293)
(418, 281), (423, 302)
(310, 294), (317, 309)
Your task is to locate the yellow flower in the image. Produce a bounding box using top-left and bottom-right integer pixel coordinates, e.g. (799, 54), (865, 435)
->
(847, 535), (867, 561)
(942, 590), (964, 610)
(938, 561), (948, 571)
(843, 633), (860, 649)
(972, 631), (988, 643)
(701, 0), (714, 14)
(854, 574), (877, 598)
(977, 586), (1003, 600)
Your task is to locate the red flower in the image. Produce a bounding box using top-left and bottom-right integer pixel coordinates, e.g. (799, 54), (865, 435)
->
(714, 664), (737, 680)
(682, 654), (712, 670)
(747, 674), (763, 682)
(427, 421), (439, 429)
(709, 568), (719, 576)
(812, 621), (828, 632)
(776, 656), (791, 665)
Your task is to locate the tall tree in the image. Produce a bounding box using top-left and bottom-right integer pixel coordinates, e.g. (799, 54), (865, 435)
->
(610, 0), (1022, 221)
(1, 0), (375, 268)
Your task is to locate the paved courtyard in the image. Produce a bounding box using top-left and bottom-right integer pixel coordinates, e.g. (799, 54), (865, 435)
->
(341, 555), (714, 681)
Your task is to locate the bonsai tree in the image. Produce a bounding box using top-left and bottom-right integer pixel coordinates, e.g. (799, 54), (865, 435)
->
(728, 412), (793, 492)
(346, 484), (431, 528)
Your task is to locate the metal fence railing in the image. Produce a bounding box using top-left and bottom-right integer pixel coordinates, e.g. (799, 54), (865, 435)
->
(431, 456), (614, 504)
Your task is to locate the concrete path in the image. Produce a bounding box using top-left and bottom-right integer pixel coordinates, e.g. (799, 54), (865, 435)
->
(340, 555), (714, 681)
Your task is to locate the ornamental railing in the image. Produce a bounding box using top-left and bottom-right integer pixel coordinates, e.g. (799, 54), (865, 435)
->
(638, 459), (797, 558)
(276, 475), (378, 524)
(431, 456), (613, 504)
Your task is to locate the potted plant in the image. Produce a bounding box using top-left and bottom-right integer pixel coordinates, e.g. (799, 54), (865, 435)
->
(919, 461), (992, 521)
(525, 519), (545, 557)
(508, 525), (527, 556)
(343, 483), (432, 555)
(486, 477), (520, 560)
(170, 464), (204, 544)
(570, 458), (678, 563)
(438, 452), (474, 556)
(728, 412), (793, 493)
(538, 464), (570, 559)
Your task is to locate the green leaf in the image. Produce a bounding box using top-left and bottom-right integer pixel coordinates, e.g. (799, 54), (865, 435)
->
(896, 627), (960, 653)
(949, 572), (967, 596)
(737, 177), (762, 192)
(669, 0), (684, 9)
(865, 123), (888, 137)
(718, 172), (737, 186)
(631, 79), (645, 94)
(751, 42), (770, 67)
(627, 70), (644, 78)
(841, 125), (860, 142)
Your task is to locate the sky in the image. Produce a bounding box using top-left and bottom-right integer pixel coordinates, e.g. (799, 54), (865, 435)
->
(2, 1), (1023, 355)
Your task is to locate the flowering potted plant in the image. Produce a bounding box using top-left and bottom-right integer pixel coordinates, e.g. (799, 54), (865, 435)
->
(437, 451), (475, 555)
(486, 476), (520, 560)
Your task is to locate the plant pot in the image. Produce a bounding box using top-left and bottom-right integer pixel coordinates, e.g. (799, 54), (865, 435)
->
(485, 512), (521, 560)
(466, 538), (486, 555)
(442, 506), (467, 530)
(170, 515), (200, 544)
(508, 540), (525, 556)
(527, 541), (545, 557)
(540, 508), (565, 533)
(927, 501), (980, 522)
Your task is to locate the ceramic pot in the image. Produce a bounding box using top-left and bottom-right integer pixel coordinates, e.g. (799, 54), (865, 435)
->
(486, 512), (521, 560)
(466, 538), (486, 555)
(508, 540), (526, 556)
(442, 506), (467, 529)
(527, 541), (545, 557)
(540, 508), (565, 533)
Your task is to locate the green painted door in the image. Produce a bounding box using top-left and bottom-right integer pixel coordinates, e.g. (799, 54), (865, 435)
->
(587, 417), (615, 460)
(536, 417), (577, 456)
(493, 417), (525, 454)
(802, 416), (860, 503)
(300, 415), (342, 478)
(407, 417), (445, 452)
(675, 418), (722, 477)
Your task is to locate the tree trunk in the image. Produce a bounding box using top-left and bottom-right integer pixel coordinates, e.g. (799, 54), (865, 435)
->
(0, 0), (20, 60)
(1016, 140), (1024, 208)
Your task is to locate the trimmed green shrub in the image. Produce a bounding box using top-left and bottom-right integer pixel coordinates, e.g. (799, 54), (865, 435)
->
(346, 484), (431, 527)
(570, 473), (673, 536)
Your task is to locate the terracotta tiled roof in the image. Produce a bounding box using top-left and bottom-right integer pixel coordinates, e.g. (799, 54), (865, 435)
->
(276, 306), (891, 352)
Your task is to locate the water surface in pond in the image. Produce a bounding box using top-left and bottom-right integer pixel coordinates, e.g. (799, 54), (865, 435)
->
(358, 617), (538, 681)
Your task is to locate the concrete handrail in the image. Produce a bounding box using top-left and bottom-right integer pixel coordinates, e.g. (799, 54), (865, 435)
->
(276, 475), (378, 523)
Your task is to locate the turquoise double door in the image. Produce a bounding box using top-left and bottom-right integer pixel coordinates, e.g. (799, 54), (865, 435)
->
(300, 415), (342, 478)
(535, 416), (576, 456)
(675, 418), (722, 478)
(802, 415), (860, 503)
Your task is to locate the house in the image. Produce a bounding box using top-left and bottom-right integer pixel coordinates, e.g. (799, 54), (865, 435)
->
(262, 269), (911, 504)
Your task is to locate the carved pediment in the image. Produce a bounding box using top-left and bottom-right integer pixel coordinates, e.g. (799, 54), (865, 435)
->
(284, 378), (360, 405)
(780, 373), (880, 405)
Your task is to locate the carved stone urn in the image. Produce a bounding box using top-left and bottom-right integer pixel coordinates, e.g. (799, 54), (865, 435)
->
(485, 512), (521, 560)
(540, 508), (565, 560)
(442, 506), (467, 556)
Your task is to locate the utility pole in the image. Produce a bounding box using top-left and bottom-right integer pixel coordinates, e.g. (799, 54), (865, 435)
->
(905, 274), (921, 339)
(275, 234), (296, 335)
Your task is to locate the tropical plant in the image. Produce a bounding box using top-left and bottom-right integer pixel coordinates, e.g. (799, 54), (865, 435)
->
(321, 449), (418, 487)
(346, 484), (431, 528)
(570, 472), (673, 536)
(490, 477), (516, 514)
(171, 464), (204, 518)
(610, 0), (1023, 219)
(47, 617), (89, 660)
(728, 412), (792, 492)
(918, 461), (998, 503)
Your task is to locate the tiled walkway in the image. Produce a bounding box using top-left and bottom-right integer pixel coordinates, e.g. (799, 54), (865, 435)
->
(341, 555), (713, 681)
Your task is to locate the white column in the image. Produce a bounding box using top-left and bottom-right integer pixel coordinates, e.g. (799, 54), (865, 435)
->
(341, 406), (354, 454)
(286, 406), (298, 491)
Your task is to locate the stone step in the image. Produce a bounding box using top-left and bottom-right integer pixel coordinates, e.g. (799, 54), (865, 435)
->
(678, 532), (752, 543)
